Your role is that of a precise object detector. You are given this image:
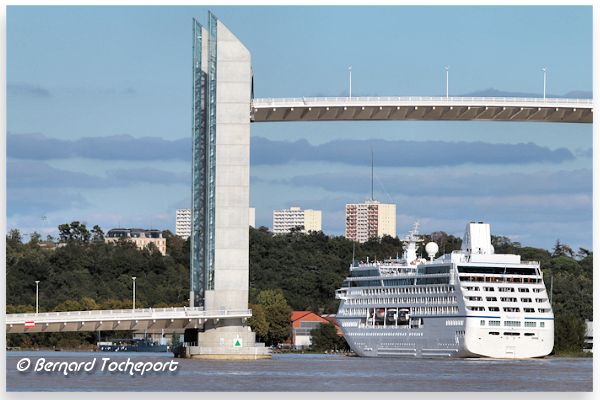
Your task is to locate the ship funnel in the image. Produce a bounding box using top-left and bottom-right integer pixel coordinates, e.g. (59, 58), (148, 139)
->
(461, 222), (493, 255)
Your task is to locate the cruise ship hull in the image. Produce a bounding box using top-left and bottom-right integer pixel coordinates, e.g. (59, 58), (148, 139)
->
(339, 317), (553, 358)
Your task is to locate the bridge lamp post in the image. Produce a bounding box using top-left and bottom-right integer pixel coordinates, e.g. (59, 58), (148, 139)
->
(445, 66), (449, 98)
(35, 280), (40, 314)
(542, 67), (547, 100)
(348, 65), (352, 99)
(132, 276), (136, 311)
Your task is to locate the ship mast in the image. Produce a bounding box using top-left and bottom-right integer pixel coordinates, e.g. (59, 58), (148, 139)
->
(402, 222), (423, 264)
(370, 148), (374, 201)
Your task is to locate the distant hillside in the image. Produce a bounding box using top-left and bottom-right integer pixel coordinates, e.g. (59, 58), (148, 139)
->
(462, 87), (592, 99)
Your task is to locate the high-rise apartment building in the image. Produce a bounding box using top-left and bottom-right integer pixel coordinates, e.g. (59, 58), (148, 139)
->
(345, 200), (396, 243)
(272, 207), (322, 234)
(176, 208), (192, 240)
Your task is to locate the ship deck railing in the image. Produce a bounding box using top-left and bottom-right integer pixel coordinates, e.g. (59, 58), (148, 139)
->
(344, 298), (458, 305)
(459, 274), (543, 284)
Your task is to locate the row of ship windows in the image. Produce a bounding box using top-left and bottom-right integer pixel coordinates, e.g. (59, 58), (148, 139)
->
(488, 332), (536, 337)
(467, 306), (551, 313)
(343, 306), (460, 316)
(460, 276), (542, 284)
(345, 296), (457, 305)
(355, 286), (455, 296)
(480, 320), (545, 328)
(347, 332), (423, 338)
(465, 296), (547, 303)
(464, 286), (545, 293)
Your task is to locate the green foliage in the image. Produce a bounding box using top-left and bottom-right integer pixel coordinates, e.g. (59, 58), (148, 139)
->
(254, 289), (292, 345)
(58, 221), (91, 243)
(552, 239), (574, 258)
(554, 315), (586, 353)
(7, 225), (189, 312)
(248, 303), (269, 342)
(310, 323), (348, 352)
(91, 225), (105, 242)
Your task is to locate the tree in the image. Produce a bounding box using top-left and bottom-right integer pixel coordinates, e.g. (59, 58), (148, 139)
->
(91, 225), (105, 242)
(58, 221), (91, 243)
(576, 247), (592, 260)
(310, 322), (347, 352)
(248, 303), (269, 342)
(28, 232), (42, 245)
(7, 229), (22, 247)
(255, 289), (292, 345)
(552, 239), (574, 258)
(554, 315), (586, 353)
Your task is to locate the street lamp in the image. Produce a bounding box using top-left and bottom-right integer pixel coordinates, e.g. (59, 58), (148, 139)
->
(542, 67), (547, 100)
(445, 66), (449, 98)
(348, 65), (352, 99)
(35, 280), (40, 314)
(132, 276), (136, 311)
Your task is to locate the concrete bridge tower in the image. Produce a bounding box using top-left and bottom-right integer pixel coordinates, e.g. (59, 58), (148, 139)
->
(188, 12), (268, 359)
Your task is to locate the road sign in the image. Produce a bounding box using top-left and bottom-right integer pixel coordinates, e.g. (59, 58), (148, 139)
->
(233, 337), (242, 347)
(24, 321), (35, 329)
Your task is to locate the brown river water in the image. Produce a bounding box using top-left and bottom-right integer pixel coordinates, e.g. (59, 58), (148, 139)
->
(6, 351), (592, 391)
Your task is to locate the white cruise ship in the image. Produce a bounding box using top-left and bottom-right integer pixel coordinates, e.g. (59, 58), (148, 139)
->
(335, 222), (554, 358)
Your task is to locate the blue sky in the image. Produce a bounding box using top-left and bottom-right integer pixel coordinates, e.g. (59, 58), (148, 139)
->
(6, 5), (593, 250)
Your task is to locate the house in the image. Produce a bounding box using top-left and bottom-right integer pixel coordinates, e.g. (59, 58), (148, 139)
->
(289, 311), (342, 349)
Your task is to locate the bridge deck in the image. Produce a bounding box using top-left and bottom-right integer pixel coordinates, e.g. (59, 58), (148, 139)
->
(6, 307), (252, 334)
(251, 96), (592, 123)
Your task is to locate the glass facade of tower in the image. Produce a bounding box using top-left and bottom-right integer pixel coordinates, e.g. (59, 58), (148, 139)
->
(190, 13), (218, 308)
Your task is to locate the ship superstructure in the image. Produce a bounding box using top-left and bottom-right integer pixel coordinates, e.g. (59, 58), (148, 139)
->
(335, 222), (554, 358)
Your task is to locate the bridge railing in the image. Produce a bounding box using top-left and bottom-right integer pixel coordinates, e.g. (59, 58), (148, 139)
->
(252, 96), (593, 106)
(6, 307), (252, 323)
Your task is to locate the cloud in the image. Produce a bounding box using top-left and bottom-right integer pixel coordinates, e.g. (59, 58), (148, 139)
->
(9, 133), (575, 168)
(8, 133), (190, 161)
(7, 82), (52, 98)
(106, 168), (189, 185)
(7, 160), (190, 190)
(250, 137), (574, 167)
(575, 148), (593, 158)
(7, 160), (105, 188)
(281, 169), (591, 197)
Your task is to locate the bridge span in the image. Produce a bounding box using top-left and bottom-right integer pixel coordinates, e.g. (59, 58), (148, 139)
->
(6, 307), (252, 334)
(251, 96), (593, 123)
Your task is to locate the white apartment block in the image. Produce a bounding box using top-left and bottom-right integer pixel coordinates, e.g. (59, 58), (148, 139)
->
(345, 200), (396, 243)
(177, 208), (256, 239)
(176, 208), (191, 240)
(272, 207), (322, 234)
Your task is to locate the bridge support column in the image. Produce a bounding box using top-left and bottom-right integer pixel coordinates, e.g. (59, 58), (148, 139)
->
(187, 319), (269, 360)
(188, 12), (269, 360)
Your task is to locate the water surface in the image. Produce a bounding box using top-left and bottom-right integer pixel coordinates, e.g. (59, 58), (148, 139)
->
(6, 351), (592, 391)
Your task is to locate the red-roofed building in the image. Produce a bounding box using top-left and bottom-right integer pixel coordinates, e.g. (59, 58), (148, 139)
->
(289, 311), (342, 349)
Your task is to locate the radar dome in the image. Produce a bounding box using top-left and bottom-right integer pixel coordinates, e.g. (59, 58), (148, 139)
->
(425, 242), (439, 260)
